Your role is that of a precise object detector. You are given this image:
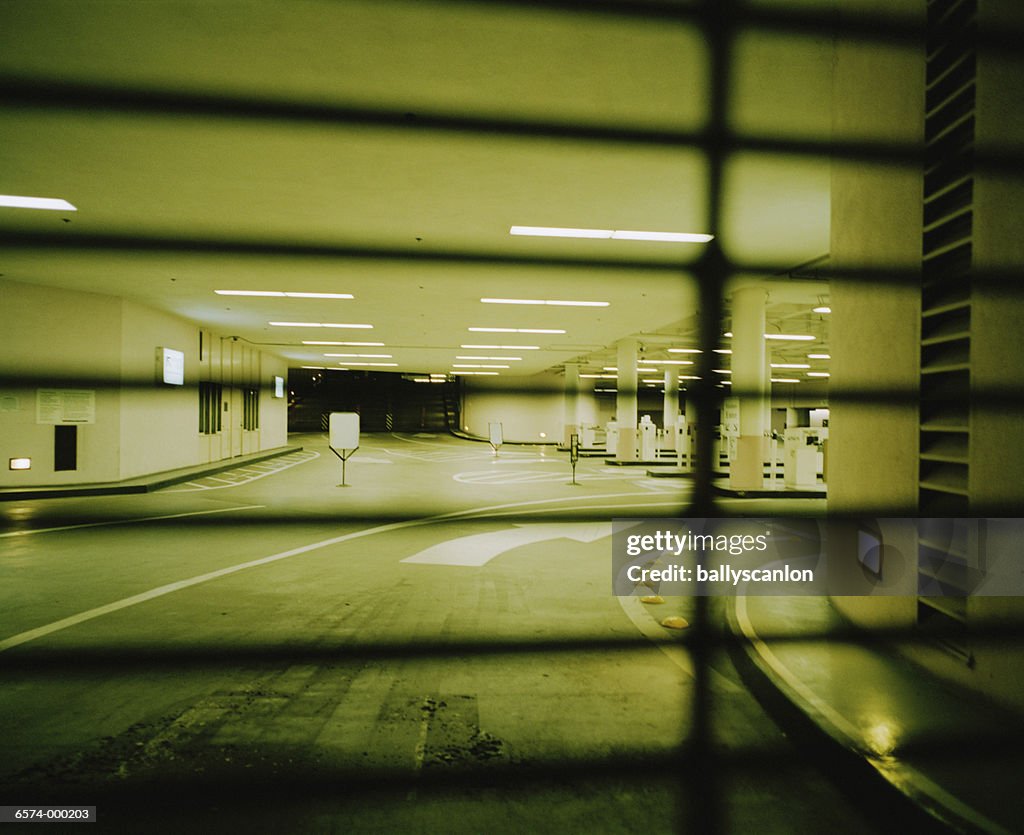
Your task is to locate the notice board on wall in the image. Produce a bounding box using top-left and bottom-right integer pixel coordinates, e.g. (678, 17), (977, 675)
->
(36, 389), (96, 424)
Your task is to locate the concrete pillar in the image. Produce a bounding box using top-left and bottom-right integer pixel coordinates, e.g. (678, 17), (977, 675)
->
(730, 285), (769, 489)
(615, 339), (638, 461)
(562, 362), (580, 446)
(663, 369), (679, 451)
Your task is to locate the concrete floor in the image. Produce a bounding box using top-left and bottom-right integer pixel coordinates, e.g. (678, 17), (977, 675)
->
(0, 432), (868, 833)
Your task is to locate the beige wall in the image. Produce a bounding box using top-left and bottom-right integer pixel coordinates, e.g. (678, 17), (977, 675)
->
(828, 0), (1024, 713)
(0, 279), (288, 487)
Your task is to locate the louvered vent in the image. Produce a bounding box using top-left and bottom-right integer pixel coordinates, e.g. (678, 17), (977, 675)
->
(918, 0), (977, 645)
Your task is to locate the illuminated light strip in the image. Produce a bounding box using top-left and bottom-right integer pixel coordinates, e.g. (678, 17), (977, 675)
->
(217, 290), (353, 299)
(303, 340), (384, 346)
(0, 194), (77, 211)
(452, 364), (509, 369)
(764, 333), (815, 341)
(509, 225), (712, 243)
(468, 327), (565, 334)
(461, 344), (539, 350)
(638, 359), (694, 366)
(270, 322), (372, 329)
(456, 355), (522, 361)
(480, 298), (608, 307)
(451, 370), (499, 376)
(806, 372), (831, 378)
(324, 353), (392, 358)
(771, 378), (801, 383)
(771, 363), (811, 369)
(808, 353), (831, 359)
(668, 348), (702, 354)
(336, 362), (397, 367)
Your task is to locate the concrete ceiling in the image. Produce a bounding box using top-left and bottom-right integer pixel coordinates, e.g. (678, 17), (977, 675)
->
(0, 0), (833, 379)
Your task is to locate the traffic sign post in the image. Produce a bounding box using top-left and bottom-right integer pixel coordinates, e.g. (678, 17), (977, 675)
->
(329, 412), (360, 487)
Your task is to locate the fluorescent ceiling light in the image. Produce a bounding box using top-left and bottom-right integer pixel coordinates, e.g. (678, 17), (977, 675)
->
(452, 371), (499, 376)
(0, 194), (77, 211)
(580, 373), (617, 379)
(668, 348), (702, 354)
(337, 362), (397, 367)
(638, 359), (694, 366)
(468, 327), (566, 334)
(480, 298), (608, 307)
(216, 290), (353, 299)
(301, 365), (327, 370)
(806, 372), (831, 378)
(720, 380), (732, 385)
(303, 340), (385, 346)
(713, 349), (732, 354)
(324, 353), (392, 358)
(679, 375), (701, 380)
(723, 332), (733, 338)
(510, 225), (712, 243)
(764, 333), (814, 341)
(452, 364), (509, 369)
(457, 355), (522, 361)
(808, 353), (831, 359)
(461, 344), (539, 350)
(771, 363), (811, 369)
(813, 306), (832, 313)
(713, 369), (732, 374)
(270, 322), (372, 329)
(771, 378), (801, 383)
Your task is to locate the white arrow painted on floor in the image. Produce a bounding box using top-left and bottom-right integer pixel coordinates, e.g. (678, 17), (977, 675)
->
(400, 522), (612, 567)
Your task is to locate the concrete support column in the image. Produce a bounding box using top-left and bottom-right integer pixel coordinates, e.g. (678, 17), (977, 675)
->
(563, 362), (580, 446)
(730, 286), (769, 488)
(615, 339), (638, 461)
(663, 369), (680, 451)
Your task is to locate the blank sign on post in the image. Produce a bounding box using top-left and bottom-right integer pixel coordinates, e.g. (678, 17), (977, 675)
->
(329, 412), (360, 449)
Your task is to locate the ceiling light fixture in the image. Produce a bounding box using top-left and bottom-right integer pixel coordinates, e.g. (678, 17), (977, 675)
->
(771, 363), (811, 369)
(461, 344), (540, 350)
(468, 327), (566, 334)
(668, 348), (702, 354)
(216, 290), (353, 299)
(324, 353), (392, 358)
(452, 364), (510, 369)
(813, 305), (832, 313)
(510, 225), (712, 243)
(808, 353), (831, 359)
(806, 372), (831, 378)
(336, 361), (397, 367)
(764, 333), (815, 341)
(302, 341), (385, 346)
(771, 378), (801, 383)
(0, 194), (77, 211)
(480, 298), (608, 307)
(452, 371), (499, 376)
(269, 322), (372, 329)
(638, 359), (694, 366)
(456, 355), (522, 361)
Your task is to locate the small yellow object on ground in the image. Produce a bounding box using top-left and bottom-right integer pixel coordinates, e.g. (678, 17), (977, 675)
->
(660, 616), (690, 630)
(640, 595), (665, 604)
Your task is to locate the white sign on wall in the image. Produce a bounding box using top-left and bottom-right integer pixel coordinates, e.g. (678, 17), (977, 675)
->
(158, 347), (185, 386)
(36, 389), (96, 424)
(273, 376), (285, 398)
(329, 412), (360, 449)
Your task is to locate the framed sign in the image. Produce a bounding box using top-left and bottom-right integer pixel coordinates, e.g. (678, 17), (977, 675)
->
(329, 412), (360, 449)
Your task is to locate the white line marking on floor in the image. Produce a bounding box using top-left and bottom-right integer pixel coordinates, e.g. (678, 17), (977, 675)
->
(0, 489), (680, 651)
(163, 450), (321, 492)
(401, 523), (611, 566)
(0, 504), (266, 539)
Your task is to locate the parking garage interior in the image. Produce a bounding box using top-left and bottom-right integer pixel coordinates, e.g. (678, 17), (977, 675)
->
(1, 1), (1024, 832)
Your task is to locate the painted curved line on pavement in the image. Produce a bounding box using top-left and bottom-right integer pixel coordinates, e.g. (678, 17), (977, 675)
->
(0, 489), (685, 652)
